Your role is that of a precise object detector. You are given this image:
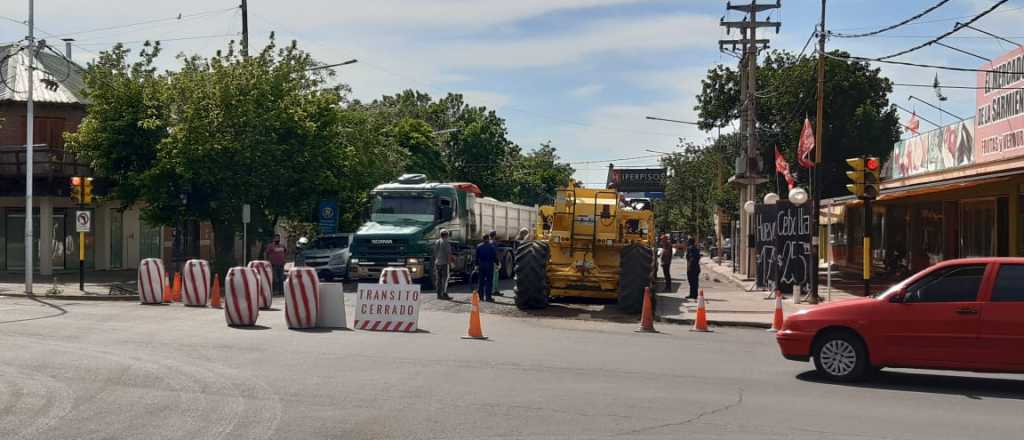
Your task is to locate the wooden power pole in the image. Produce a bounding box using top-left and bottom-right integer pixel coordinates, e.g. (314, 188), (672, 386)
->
(809, 0), (826, 303)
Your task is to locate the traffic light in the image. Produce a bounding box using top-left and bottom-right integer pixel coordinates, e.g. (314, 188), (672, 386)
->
(70, 176), (83, 204)
(863, 157), (881, 200)
(83, 178), (94, 204)
(845, 156), (882, 200)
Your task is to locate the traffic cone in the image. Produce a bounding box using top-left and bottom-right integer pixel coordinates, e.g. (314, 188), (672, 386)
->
(769, 290), (785, 332)
(462, 291), (488, 340)
(210, 275), (222, 308)
(172, 273), (182, 302)
(690, 288), (711, 332)
(635, 287), (658, 333)
(163, 279), (172, 303)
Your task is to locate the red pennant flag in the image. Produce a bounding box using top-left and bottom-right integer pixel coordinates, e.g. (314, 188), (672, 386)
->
(907, 111), (920, 135)
(775, 146), (795, 190)
(797, 118), (816, 168)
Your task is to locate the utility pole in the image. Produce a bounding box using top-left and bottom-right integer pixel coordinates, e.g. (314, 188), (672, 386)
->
(240, 0), (249, 57)
(810, 0), (826, 303)
(721, 1), (780, 280)
(24, 0), (35, 294)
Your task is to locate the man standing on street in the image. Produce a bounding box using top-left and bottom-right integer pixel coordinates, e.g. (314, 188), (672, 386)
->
(432, 229), (455, 300)
(659, 234), (673, 292)
(475, 231), (498, 302)
(686, 237), (702, 299)
(266, 234), (287, 295)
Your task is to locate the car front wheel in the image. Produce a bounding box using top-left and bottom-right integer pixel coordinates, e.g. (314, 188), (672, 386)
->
(813, 332), (868, 382)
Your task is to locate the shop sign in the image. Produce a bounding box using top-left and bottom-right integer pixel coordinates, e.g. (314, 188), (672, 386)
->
(754, 201), (812, 294)
(607, 168), (666, 193)
(977, 46), (1024, 163)
(887, 119), (975, 179)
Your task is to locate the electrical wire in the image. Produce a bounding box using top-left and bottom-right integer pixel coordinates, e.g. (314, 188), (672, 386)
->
(75, 33), (240, 47)
(51, 7), (238, 40)
(826, 51), (1020, 74)
(831, 0), (952, 38)
(894, 82), (1024, 90)
(568, 154), (665, 166)
(874, 0), (1009, 61)
(831, 4), (1024, 31)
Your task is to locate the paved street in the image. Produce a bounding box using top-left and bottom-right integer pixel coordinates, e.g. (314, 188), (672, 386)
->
(2, 294), (1022, 439)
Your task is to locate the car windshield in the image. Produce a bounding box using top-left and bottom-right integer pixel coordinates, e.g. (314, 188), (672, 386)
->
(874, 279), (908, 298)
(371, 193), (436, 223)
(310, 236), (349, 250)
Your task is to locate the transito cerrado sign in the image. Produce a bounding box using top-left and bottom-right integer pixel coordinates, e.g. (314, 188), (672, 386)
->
(977, 46), (1024, 163)
(354, 283), (422, 332)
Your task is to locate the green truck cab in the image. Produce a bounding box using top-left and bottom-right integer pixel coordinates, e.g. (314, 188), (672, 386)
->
(349, 174), (536, 286)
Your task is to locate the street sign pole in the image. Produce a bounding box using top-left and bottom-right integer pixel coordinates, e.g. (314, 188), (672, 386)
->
(242, 204), (251, 264)
(75, 209), (91, 292)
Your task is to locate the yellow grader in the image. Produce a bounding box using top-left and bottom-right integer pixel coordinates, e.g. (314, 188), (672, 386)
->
(514, 181), (657, 313)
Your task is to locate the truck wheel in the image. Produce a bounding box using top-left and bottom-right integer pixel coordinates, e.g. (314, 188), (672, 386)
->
(500, 252), (514, 280)
(514, 241), (549, 310)
(618, 244), (655, 314)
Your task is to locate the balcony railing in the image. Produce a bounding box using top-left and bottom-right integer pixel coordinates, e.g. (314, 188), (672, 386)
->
(0, 144), (90, 178)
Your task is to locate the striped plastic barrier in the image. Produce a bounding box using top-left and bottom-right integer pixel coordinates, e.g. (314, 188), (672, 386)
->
(285, 267), (320, 329)
(225, 267), (260, 326)
(138, 258), (165, 304)
(378, 267), (413, 285)
(247, 260), (273, 310)
(182, 259), (211, 307)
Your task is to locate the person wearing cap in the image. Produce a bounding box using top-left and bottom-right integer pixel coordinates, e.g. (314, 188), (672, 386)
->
(659, 233), (673, 292)
(475, 231), (498, 302)
(432, 229), (455, 300)
(685, 237), (702, 299)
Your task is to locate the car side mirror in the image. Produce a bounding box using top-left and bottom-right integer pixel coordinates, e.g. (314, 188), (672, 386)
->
(890, 290), (907, 303)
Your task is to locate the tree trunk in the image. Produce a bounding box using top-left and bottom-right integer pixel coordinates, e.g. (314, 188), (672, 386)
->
(211, 220), (237, 278)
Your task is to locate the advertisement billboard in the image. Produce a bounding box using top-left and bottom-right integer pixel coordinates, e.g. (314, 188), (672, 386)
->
(887, 119), (975, 179)
(607, 168), (666, 193)
(976, 46), (1024, 163)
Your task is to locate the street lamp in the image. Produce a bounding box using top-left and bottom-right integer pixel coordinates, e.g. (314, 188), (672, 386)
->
(788, 187), (809, 206)
(306, 59), (358, 71)
(763, 192), (779, 206)
(645, 116), (700, 125)
(432, 128), (461, 136)
(743, 200), (756, 214)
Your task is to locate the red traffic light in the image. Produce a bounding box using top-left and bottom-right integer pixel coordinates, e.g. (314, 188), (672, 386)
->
(866, 158), (880, 171)
(70, 176), (82, 186)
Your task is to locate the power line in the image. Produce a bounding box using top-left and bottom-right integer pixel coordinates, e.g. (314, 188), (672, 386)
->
(894, 82), (1024, 90)
(51, 7), (238, 40)
(874, 0), (1009, 61)
(831, 4), (1024, 32)
(75, 33), (240, 47)
(568, 154), (665, 166)
(831, 0), (952, 38)
(825, 52), (1021, 74)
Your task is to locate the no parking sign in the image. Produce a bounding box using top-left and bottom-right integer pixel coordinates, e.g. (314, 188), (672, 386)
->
(75, 211), (91, 232)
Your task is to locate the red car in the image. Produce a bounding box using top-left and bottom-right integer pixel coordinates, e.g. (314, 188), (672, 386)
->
(777, 258), (1024, 381)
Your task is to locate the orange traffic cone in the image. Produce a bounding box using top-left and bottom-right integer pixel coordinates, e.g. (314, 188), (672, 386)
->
(462, 291), (488, 340)
(210, 275), (222, 308)
(768, 290), (784, 332)
(172, 273), (182, 302)
(163, 279), (172, 303)
(635, 287), (658, 333)
(690, 288), (711, 332)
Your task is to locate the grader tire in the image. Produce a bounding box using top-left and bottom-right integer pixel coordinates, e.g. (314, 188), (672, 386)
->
(514, 241), (549, 310)
(618, 244), (655, 314)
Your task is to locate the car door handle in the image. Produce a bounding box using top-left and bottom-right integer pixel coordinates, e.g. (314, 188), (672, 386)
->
(955, 308), (978, 315)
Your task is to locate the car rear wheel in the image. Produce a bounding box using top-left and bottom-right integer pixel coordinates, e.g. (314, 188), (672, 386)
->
(813, 332), (868, 382)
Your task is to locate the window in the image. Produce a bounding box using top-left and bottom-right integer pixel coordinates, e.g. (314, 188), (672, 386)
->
(906, 264), (986, 303)
(992, 264), (1024, 302)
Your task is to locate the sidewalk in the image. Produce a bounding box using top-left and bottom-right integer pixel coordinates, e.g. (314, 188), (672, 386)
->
(0, 271), (138, 300)
(655, 257), (864, 329)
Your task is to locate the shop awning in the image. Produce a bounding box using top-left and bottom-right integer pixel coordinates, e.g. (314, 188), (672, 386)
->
(876, 176), (1012, 201)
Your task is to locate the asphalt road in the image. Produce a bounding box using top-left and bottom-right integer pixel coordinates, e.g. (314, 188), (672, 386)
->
(1, 295), (1023, 440)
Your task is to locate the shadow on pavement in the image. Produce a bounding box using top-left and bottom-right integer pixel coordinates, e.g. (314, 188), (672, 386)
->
(229, 324), (272, 330)
(0, 295), (70, 325)
(796, 370), (1024, 400)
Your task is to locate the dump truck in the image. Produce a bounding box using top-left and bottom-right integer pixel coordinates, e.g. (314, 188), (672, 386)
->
(348, 174), (537, 285)
(514, 181), (657, 313)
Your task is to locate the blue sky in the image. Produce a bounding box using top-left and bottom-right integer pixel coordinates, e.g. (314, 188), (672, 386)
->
(1, 0), (1019, 186)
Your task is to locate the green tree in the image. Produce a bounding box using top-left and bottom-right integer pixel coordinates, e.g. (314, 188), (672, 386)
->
(695, 50), (901, 198)
(67, 37), (403, 275)
(507, 141), (575, 206)
(388, 117), (446, 180)
(658, 134), (740, 237)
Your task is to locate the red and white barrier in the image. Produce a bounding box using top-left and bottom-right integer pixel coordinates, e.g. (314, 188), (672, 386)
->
(285, 267), (320, 329)
(225, 267), (260, 326)
(182, 259), (211, 306)
(248, 260), (273, 310)
(379, 267), (413, 285)
(138, 258), (165, 304)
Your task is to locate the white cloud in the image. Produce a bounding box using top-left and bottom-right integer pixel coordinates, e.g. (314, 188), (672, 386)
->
(569, 83), (606, 98)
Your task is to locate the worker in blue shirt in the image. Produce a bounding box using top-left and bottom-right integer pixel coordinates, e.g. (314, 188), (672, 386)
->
(475, 231), (498, 302)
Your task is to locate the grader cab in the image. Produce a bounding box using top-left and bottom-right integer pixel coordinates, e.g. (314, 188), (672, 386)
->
(514, 181), (657, 313)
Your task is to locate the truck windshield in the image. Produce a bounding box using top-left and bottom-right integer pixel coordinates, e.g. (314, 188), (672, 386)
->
(310, 236), (349, 250)
(371, 194), (436, 223)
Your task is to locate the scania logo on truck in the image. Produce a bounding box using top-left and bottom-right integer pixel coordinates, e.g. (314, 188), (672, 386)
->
(372, 239), (394, 245)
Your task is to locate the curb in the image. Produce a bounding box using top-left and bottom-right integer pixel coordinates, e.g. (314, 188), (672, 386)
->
(657, 315), (772, 330)
(0, 292), (138, 302)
